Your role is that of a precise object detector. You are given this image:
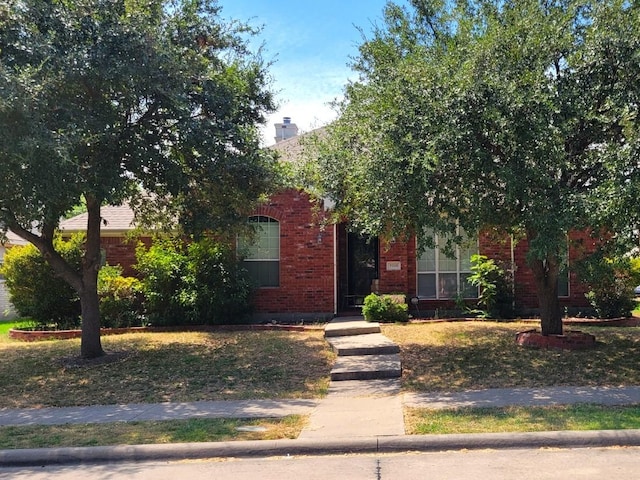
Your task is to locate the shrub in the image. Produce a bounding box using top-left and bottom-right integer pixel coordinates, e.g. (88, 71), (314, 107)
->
(467, 254), (514, 319)
(134, 238), (189, 325)
(362, 293), (408, 323)
(577, 252), (637, 319)
(0, 235), (82, 329)
(97, 265), (144, 328)
(135, 237), (253, 326)
(185, 238), (253, 324)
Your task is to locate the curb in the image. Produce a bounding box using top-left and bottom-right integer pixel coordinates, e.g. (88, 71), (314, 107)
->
(2, 429), (640, 467)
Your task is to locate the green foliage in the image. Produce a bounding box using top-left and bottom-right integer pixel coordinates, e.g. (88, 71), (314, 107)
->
(362, 294), (408, 323)
(312, 0), (640, 334)
(576, 252), (637, 319)
(184, 238), (254, 324)
(467, 255), (514, 319)
(97, 265), (143, 328)
(135, 237), (252, 325)
(134, 239), (188, 325)
(0, 0), (278, 356)
(0, 237), (83, 329)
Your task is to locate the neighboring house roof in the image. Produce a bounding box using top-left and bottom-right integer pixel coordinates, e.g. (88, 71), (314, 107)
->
(4, 230), (28, 246)
(59, 204), (136, 236)
(270, 127), (326, 164)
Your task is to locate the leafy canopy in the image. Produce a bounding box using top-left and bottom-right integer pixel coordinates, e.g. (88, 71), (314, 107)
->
(0, 0), (279, 238)
(314, 0), (640, 258)
(0, 0), (278, 357)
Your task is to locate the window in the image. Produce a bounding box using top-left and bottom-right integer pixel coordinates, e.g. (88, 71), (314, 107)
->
(239, 216), (280, 287)
(417, 228), (478, 299)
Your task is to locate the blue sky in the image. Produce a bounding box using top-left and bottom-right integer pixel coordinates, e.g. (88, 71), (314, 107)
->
(217, 0), (401, 145)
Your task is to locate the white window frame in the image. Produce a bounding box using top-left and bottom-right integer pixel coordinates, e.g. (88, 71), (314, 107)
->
(240, 216), (280, 288)
(416, 227), (478, 300)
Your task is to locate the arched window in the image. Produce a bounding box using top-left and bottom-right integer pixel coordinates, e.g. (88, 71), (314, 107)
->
(240, 216), (280, 287)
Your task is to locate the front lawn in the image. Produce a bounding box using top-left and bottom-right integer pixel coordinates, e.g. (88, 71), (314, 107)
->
(383, 321), (640, 392)
(0, 329), (334, 408)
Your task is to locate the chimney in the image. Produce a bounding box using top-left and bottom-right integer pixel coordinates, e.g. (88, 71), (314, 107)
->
(274, 116), (299, 143)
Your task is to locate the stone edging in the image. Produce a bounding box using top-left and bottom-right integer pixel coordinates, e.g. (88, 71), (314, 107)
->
(9, 323), (324, 342)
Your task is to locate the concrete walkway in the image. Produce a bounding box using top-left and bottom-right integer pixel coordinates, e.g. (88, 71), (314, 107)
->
(299, 317), (404, 439)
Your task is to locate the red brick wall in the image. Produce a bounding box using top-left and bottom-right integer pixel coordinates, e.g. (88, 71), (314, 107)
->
(251, 189), (335, 317)
(377, 230), (594, 314)
(101, 236), (150, 277)
(377, 238), (412, 295)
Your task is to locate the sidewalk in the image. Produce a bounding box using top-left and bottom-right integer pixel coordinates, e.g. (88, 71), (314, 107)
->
(0, 385), (638, 427)
(0, 385), (639, 466)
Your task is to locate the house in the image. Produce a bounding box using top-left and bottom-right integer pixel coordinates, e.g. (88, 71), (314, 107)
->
(59, 204), (144, 277)
(246, 120), (595, 321)
(54, 119), (595, 322)
(0, 230), (28, 319)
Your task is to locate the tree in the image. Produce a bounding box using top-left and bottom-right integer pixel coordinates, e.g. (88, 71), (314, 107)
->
(313, 0), (640, 335)
(0, 0), (278, 358)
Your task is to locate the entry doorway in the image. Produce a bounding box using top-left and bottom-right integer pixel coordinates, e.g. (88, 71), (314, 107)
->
(344, 232), (379, 308)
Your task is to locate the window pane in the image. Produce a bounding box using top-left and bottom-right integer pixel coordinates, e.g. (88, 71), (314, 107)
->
(460, 273), (478, 299)
(245, 261), (279, 288)
(438, 250), (457, 272)
(558, 267), (569, 297)
(417, 247), (436, 272)
(439, 273), (458, 298)
(417, 226), (478, 299)
(241, 216), (280, 287)
(459, 244), (474, 272)
(418, 273), (436, 298)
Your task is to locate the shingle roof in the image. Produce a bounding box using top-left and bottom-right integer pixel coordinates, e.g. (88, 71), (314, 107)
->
(59, 204), (136, 233)
(4, 230), (27, 246)
(270, 127), (326, 163)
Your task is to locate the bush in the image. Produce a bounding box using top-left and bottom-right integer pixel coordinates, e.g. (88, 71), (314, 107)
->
(97, 265), (144, 328)
(362, 294), (408, 323)
(134, 238), (189, 325)
(185, 238), (253, 324)
(577, 252), (638, 319)
(467, 254), (514, 319)
(0, 235), (82, 329)
(135, 237), (253, 326)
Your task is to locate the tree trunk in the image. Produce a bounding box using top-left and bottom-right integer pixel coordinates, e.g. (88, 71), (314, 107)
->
(530, 256), (563, 336)
(79, 195), (105, 359)
(80, 285), (104, 358)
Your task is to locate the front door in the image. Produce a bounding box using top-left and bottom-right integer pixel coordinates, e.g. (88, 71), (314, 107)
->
(346, 232), (379, 307)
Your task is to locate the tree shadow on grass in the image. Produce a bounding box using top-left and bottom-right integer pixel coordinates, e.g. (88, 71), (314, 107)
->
(396, 324), (640, 392)
(0, 331), (334, 408)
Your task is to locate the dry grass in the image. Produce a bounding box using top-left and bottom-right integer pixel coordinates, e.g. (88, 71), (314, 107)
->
(0, 330), (335, 408)
(0, 416), (307, 449)
(382, 321), (640, 392)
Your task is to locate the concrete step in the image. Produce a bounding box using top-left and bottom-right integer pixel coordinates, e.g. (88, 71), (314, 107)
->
(326, 333), (400, 356)
(324, 317), (380, 337)
(330, 354), (402, 381)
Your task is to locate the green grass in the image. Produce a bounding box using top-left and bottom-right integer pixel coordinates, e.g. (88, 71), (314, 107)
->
(0, 416), (306, 449)
(405, 404), (640, 435)
(383, 321), (640, 392)
(0, 319), (32, 336)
